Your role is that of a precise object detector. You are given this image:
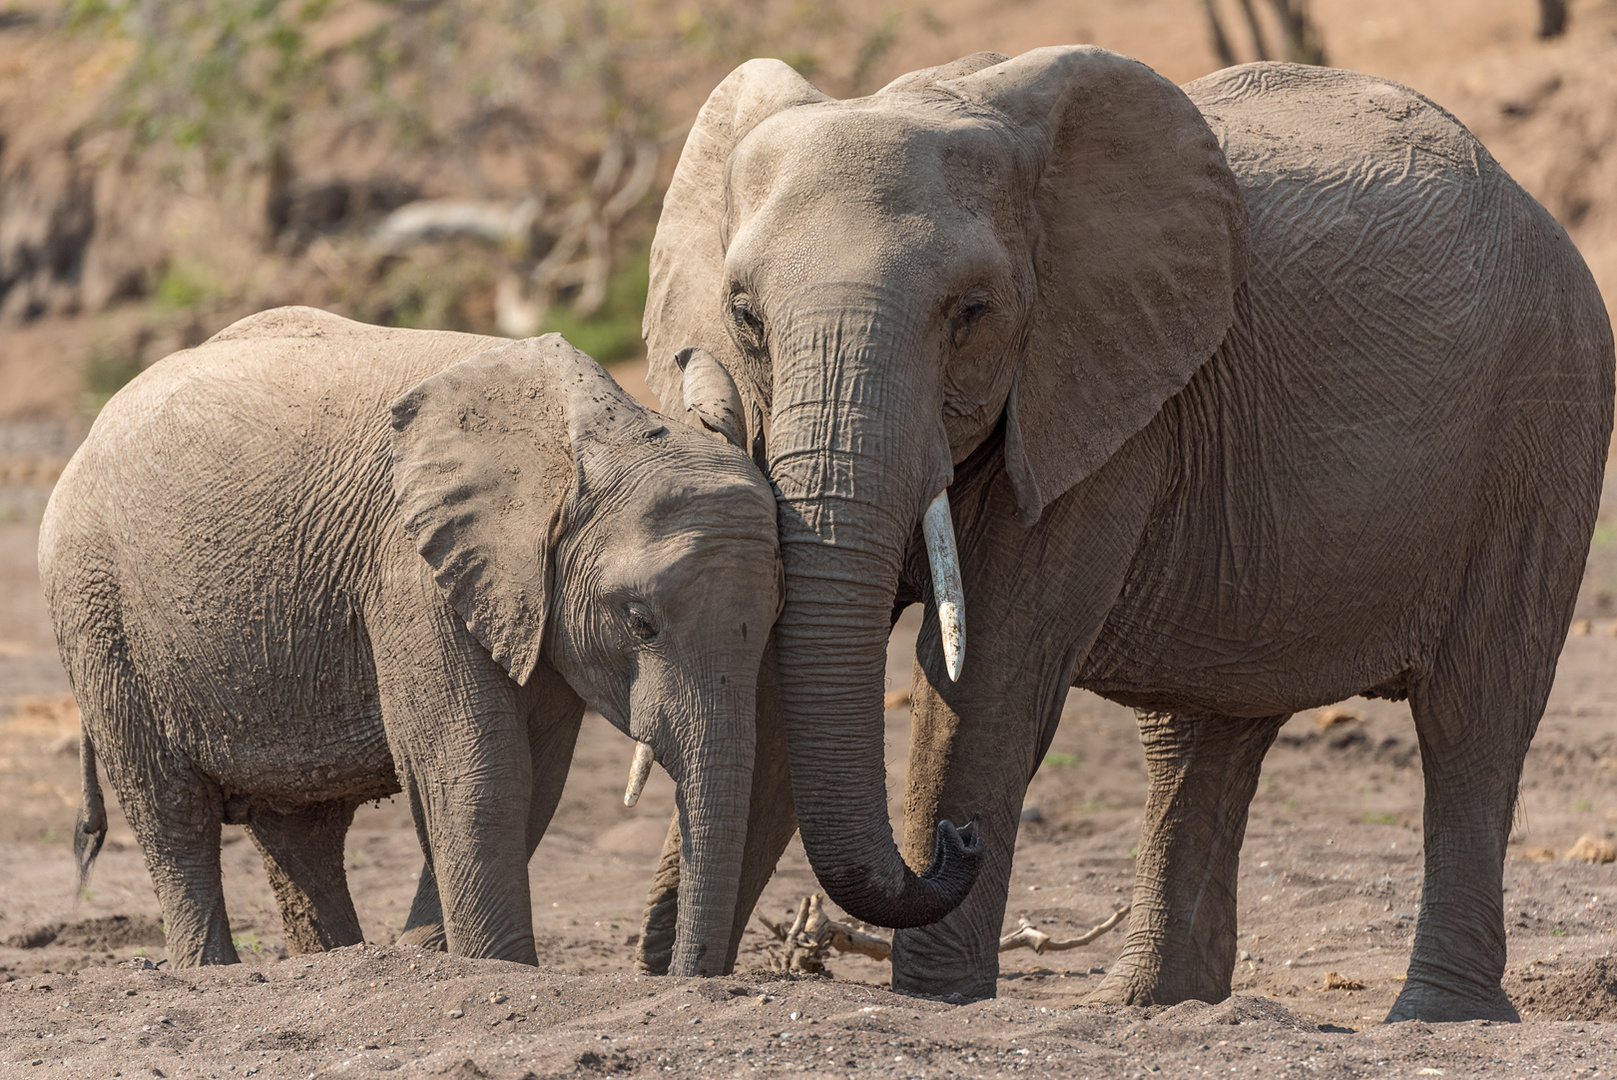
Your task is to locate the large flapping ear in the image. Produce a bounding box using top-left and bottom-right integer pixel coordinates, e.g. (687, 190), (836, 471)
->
(643, 59), (828, 418)
(941, 47), (1250, 526)
(390, 334), (621, 685)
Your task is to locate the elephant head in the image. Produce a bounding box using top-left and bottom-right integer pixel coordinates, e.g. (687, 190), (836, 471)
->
(389, 334), (780, 975)
(642, 47), (1249, 928)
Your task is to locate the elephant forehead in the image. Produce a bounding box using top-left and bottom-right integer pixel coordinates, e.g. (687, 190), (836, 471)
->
(731, 103), (1021, 215)
(597, 449), (778, 537)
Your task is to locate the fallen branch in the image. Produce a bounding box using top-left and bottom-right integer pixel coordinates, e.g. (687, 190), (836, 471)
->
(754, 895), (1131, 971)
(997, 907), (1131, 955)
(756, 894), (893, 972)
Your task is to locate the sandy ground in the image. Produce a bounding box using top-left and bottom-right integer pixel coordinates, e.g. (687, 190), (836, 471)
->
(4, 449), (1617, 1076)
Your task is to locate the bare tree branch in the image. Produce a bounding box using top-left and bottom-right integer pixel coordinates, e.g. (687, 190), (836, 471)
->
(1236, 0), (1271, 60)
(1203, 0), (1238, 67)
(997, 908), (1131, 955)
(754, 895), (1132, 971)
(1538, 0), (1569, 38)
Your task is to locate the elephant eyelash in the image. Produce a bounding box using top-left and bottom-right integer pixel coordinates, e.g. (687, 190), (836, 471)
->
(949, 294), (991, 345)
(730, 295), (766, 342)
(625, 603), (659, 642)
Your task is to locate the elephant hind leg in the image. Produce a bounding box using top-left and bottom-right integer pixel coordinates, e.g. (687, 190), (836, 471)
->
(117, 763), (238, 967)
(1390, 533), (1575, 1023)
(1085, 709), (1287, 1008)
(245, 799), (363, 955)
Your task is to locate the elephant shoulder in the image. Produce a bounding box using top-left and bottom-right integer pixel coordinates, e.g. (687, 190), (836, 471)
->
(1185, 63), (1495, 190)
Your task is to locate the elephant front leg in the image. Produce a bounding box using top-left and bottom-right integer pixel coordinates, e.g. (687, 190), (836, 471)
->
(1086, 710), (1285, 1007)
(397, 859), (448, 951)
(890, 643), (1066, 1001)
(397, 678), (582, 955)
(375, 654), (541, 962)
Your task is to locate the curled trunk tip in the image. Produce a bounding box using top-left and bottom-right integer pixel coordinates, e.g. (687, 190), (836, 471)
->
(814, 819), (983, 929)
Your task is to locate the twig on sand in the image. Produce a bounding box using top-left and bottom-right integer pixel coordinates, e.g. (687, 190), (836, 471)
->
(757, 894), (893, 973)
(997, 906), (1132, 955)
(755, 895), (1132, 972)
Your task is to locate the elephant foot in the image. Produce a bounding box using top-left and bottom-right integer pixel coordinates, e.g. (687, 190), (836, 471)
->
(890, 972), (996, 1003)
(889, 928), (998, 1003)
(1384, 978), (1519, 1024)
(1083, 958), (1227, 1008)
(396, 923), (448, 951)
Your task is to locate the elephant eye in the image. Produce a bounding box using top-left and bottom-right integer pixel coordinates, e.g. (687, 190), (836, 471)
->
(625, 603), (658, 642)
(730, 294), (766, 343)
(950, 293), (990, 345)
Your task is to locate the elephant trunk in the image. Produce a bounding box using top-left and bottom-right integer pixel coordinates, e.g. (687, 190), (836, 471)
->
(668, 696), (756, 977)
(767, 295), (982, 929)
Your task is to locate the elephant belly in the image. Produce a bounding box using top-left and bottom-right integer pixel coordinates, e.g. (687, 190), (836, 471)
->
(122, 599), (401, 807)
(1071, 336), (1487, 716)
(1075, 592), (1421, 719)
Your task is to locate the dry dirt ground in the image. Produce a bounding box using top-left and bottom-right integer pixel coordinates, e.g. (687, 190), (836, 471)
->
(3, 450), (1617, 1076)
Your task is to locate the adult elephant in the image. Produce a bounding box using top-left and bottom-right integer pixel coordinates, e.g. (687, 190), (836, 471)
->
(638, 49), (1614, 1022)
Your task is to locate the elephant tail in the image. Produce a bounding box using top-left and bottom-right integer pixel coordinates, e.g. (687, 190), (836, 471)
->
(73, 722), (107, 892)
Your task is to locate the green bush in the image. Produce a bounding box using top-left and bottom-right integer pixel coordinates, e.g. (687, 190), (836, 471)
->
(81, 346), (145, 411)
(540, 249), (651, 364)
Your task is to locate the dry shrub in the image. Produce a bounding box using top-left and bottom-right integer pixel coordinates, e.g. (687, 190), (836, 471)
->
(1313, 706), (1360, 730)
(1564, 834), (1617, 864)
(1320, 971), (1364, 992)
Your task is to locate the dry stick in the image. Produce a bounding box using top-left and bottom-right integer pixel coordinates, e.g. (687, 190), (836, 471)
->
(755, 895), (1131, 969)
(1202, 0), (1238, 67)
(997, 907), (1131, 955)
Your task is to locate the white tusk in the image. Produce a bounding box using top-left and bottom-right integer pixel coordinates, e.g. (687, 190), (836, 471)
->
(923, 489), (966, 682)
(623, 742), (655, 807)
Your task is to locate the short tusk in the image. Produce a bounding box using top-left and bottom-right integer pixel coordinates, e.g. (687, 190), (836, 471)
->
(923, 489), (966, 682)
(623, 742), (655, 807)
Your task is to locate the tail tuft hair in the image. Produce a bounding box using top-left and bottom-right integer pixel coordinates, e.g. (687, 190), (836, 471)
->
(74, 724), (107, 892)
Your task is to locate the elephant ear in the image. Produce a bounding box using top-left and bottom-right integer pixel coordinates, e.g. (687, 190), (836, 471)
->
(389, 334), (629, 685)
(941, 47), (1250, 526)
(874, 50), (1008, 95)
(643, 58), (828, 417)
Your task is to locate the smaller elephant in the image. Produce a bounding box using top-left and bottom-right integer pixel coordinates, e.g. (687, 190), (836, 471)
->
(41, 307), (780, 974)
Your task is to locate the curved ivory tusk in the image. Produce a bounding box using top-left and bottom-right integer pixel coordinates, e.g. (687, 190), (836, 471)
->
(923, 490), (966, 682)
(623, 742), (655, 807)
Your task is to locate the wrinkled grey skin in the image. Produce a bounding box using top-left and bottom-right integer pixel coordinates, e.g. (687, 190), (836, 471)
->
(40, 307), (779, 974)
(637, 53), (1614, 1022)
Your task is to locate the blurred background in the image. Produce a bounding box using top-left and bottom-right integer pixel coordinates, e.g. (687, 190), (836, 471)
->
(1, 0), (1616, 613)
(0, 0), (1612, 440)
